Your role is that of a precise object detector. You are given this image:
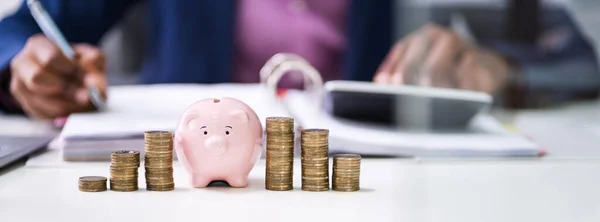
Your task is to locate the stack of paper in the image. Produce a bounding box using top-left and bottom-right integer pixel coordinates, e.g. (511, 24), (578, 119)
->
(281, 90), (540, 157)
(59, 83), (540, 161)
(59, 83), (291, 161)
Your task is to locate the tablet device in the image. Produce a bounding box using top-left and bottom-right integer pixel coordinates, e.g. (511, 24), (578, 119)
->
(322, 80), (492, 129)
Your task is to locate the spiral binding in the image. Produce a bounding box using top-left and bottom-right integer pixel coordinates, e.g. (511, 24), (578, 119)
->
(259, 53), (324, 103)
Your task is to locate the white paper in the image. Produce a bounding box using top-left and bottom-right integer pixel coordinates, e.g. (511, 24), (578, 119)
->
(57, 83), (539, 161)
(282, 90), (539, 157)
(60, 83), (290, 141)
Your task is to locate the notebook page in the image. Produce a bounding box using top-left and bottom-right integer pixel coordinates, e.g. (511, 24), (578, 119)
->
(60, 83), (289, 140)
(282, 90), (539, 157)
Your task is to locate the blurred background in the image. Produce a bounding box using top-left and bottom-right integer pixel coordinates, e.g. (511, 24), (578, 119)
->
(1, 0), (599, 87)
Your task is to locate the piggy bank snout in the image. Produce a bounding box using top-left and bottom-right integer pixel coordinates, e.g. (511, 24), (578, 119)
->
(204, 135), (228, 155)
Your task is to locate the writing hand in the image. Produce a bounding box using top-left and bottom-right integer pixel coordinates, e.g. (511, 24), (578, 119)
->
(9, 34), (107, 119)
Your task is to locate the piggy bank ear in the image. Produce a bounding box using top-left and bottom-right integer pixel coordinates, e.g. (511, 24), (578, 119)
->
(230, 109), (249, 124)
(182, 114), (198, 131)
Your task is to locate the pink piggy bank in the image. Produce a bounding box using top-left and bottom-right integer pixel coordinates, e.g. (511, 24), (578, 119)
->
(174, 97), (263, 188)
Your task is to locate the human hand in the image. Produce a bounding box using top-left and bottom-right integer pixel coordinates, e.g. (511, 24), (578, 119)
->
(374, 24), (513, 94)
(9, 34), (107, 120)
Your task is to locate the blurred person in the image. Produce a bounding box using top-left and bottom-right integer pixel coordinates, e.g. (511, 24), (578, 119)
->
(0, 0), (597, 120)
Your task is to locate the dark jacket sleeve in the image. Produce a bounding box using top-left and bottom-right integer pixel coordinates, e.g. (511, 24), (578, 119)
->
(483, 8), (600, 108)
(0, 0), (139, 113)
(431, 5), (600, 108)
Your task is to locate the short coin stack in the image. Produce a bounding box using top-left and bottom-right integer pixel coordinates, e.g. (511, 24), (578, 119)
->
(301, 129), (330, 191)
(332, 154), (361, 192)
(144, 130), (175, 191)
(78, 176), (107, 192)
(110, 150), (140, 191)
(265, 117), (295, 191)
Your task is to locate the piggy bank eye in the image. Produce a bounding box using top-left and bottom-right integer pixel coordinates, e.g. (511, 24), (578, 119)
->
(225, 131), (229, 135)
(200, 126), (208, 135)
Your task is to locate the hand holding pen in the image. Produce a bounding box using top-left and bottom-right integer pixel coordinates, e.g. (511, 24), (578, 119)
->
(7, 0), (107, 120)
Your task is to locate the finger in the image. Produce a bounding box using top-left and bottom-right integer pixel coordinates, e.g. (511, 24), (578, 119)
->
(455, 52), (478, 91)
(11, 54), (70, 95)
(12, 74), (80, 118)
(392, 25), (442, 85)
(391, 36), (428, 84)
(419, 31), (465, 87)
(29, 93), (79, 118)
(27, 34), (77, 75)
(374, 41), (408, 84)
(10, 76), (52, 120)
(73, 44), (106, 71)
(74, 66), (107, 106)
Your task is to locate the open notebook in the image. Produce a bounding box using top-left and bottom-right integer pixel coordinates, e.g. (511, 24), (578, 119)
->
(58, 82), (540, 161)
(59, 53), (540, 160)
(59, 83), (290, 161)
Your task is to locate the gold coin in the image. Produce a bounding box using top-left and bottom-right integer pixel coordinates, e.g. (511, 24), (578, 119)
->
(266, 133), (295, 137)
(265, 117), (297, 191)
(266, 171), (293, 176)
(110, 165), (138, 171)
(301, 185), (329, 192)
(145, 164), (173, 169)
(144, 130), (172, 137)
(333, 161), (361, 165)
(146, 183), (175, 191)
(333, 153), (360, 160)
(332, 187), (359, 192)
(145, 168), (174, 172)
(333, 169), (360, 174)
(266, 150), (294, 156)
(331, 154), (361, 192)
(301, 128), (328, 134)
(111, 150), (140, 156)
(265, 117), (294, 132)
(266, 139), (294, 143)
(265, 183), (293, 191)
(111, 150), (140, 159)
(109, 182), (138, 192)
(78, 176), (107, 192)
(111, 150), (140, 167)
(145, 180), (174, 186)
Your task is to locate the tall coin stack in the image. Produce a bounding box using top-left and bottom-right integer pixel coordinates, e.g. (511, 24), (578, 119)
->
(110, 150), (140, 191)
(332, 154), (361, 192)
(300, 129), (330, 192)
(144, 130), (175, 191)
(265, 117), (295, 191)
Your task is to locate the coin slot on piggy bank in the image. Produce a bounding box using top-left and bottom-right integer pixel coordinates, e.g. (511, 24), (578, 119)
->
(174, 97), (263, 188)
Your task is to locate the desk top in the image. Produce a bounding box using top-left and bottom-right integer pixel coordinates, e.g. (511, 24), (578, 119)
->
(1, 158), (600, 222)
(510, 101), (600, 159)
(2, 101), (600, 222)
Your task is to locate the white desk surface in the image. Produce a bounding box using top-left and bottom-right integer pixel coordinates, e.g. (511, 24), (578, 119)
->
(1, 100), (600, 222)
(2, 158), (600, 222)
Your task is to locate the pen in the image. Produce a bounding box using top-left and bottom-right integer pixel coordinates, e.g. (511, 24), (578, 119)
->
(26, 0), (107, 111)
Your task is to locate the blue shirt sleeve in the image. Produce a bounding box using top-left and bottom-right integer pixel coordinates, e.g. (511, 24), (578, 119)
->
(0, 0), (140, 113)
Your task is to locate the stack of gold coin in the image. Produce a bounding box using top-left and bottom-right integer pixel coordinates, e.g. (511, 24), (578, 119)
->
(110, 150), (140, 191)
(144, 130), (175, 191)
(332, 154), (361, 192)
(265, 117), (295, 191)
(301, 129), (329, 192)
(78, 176), (107, 192)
